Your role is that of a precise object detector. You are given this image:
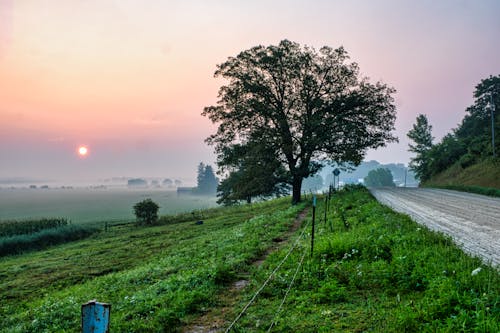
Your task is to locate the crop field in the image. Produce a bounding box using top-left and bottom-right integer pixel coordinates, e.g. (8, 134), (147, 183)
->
(0, 187), (498, 332)
(0, 188), (218, 224)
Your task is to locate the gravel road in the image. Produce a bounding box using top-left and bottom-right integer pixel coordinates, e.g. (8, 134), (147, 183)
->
(369, 187), (500, 267)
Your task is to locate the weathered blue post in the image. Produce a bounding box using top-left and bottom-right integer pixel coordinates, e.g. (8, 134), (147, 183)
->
(82, 300), (111, 333)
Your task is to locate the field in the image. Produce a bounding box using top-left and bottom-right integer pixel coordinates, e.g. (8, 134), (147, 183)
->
(0, 187), (498, 332)
(0, 188), (218, 224)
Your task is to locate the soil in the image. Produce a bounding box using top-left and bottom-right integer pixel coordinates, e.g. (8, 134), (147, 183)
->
(370, 188), (500, 267)
(182, 207), (310, 333)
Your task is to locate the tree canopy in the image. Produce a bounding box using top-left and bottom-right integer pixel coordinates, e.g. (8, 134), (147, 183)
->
(407, 114), (434, 181)
(196, 163), (218, 195)
(408, 75), (499, 183)
(364, 168), (395, 187)
(203, 40), (397, 203)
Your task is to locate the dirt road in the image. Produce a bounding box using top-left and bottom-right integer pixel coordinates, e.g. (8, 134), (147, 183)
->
(369, 188), (500, 267)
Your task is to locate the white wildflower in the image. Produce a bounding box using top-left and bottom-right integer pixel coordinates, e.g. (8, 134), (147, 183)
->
(471, 267), (482, 276)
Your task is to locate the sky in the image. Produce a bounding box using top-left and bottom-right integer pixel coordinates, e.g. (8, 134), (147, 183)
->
(1, 0), (499, 184)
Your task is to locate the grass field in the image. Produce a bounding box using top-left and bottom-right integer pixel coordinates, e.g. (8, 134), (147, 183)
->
(0, 188), (498, 332)
(0, 188), (217, 224)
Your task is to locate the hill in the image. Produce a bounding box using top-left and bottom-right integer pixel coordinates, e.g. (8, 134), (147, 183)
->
(424, 158), (500, 188)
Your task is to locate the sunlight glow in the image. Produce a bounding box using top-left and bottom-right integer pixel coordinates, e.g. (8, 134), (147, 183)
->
(78, 146), (88, 157)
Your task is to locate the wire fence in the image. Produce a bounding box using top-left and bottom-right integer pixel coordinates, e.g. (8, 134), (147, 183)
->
(225, 205), (315, 332)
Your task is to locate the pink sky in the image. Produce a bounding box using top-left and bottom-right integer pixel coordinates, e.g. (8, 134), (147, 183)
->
(1, 0), (499, 183)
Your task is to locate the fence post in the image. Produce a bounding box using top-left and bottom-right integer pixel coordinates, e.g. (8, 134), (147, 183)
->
(311, 195), (316, 258)
(82, 300), (111, 333)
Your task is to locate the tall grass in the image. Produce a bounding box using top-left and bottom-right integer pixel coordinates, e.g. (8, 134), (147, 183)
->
(0, 225), (98, 257)
(231, 186), (500, 332)
(429, 184), (500, 198)
(0, 217), (68, 237)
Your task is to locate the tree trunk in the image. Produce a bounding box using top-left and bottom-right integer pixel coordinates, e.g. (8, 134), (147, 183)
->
(246, 196), (252, 204)
(291, 176), (303, 204)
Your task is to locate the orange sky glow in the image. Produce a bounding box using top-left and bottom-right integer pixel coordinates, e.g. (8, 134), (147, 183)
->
(1, 0), (499, 182)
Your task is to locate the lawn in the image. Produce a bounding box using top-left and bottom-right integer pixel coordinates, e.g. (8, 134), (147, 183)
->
(0, 198), (305, 332)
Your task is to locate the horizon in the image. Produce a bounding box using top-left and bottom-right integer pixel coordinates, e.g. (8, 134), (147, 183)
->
(1, 0), (499, 181)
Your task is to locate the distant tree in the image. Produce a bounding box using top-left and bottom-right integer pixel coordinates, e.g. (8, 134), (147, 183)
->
(196, 163), (219, 195)
(127, 178), (148, 187)
(364, 168), (395, 187)
(302, 174), (324, 192)
(407, 114), (434, 181)
(133, 199), (159, 225)
(174, 179), (182, 187)
(162, 178), (173, 187)
(203, 40), (397, 204)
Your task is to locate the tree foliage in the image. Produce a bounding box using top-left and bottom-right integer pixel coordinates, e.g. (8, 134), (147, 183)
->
(363, 168), (395, 187)
(409, 75), (499, 182)
(216, 136), (289, 205)
(133, 199), (159, 225)
(407, 114), (434, 181)
(196, 163), (218, 195)
(203, 40), (397, 203)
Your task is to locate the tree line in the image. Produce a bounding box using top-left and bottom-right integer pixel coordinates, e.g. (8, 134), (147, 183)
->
(407, 75), (499, 182)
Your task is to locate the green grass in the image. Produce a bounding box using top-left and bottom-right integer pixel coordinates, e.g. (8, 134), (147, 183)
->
(0, 224), (98, 257)
(425, 157), (500, 191)
(429, 184), (500, 198)
(225, 186), (500, 332)
(0, 198), (306, 332)
(1, 188), (498, 332)
(0, 217), (69, 237)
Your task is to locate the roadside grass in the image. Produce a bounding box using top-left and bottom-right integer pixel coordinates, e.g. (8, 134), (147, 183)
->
(226, 186), (499, 332)
(427, 184), (500, 198)
(0, 197), (306, 332)
(425, 157), (500, 191)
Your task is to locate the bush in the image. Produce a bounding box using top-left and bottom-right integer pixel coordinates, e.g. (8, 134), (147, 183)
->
(0, 225), (98, 257)
(133, 199), (160, 225)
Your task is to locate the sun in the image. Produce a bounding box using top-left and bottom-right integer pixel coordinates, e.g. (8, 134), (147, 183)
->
(78, 145), (89, 157)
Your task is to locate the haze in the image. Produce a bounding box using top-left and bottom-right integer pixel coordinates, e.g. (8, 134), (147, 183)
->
(1, 0), (499, 184)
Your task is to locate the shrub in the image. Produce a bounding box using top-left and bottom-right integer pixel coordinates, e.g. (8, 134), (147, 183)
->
(0, 218), (68, 237)
(133, 199), (160, 225)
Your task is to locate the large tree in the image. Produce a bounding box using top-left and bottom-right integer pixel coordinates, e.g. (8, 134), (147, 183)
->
(203, 40), (397, 203)
(407, 114), (434, 181)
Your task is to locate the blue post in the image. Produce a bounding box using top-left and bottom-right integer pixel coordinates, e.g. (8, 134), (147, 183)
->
(82, 300), (111, 333)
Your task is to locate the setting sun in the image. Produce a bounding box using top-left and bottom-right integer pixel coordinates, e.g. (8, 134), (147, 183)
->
(78, 146), (88, 157)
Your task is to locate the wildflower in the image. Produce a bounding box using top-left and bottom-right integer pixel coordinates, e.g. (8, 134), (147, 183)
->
(471, 267), (482, 276)
(321, 309), (332, 316)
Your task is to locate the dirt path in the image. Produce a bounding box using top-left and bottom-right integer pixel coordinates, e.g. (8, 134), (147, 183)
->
(183, 208), (310, 333)
(370, 188), (500, 267)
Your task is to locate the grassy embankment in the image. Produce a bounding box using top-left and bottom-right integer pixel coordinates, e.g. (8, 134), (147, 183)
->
(217, 186), (499, 332)
(0, 198), (305, 332)
(0, 187), (498, 332)
(424, 158), (500, 197)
